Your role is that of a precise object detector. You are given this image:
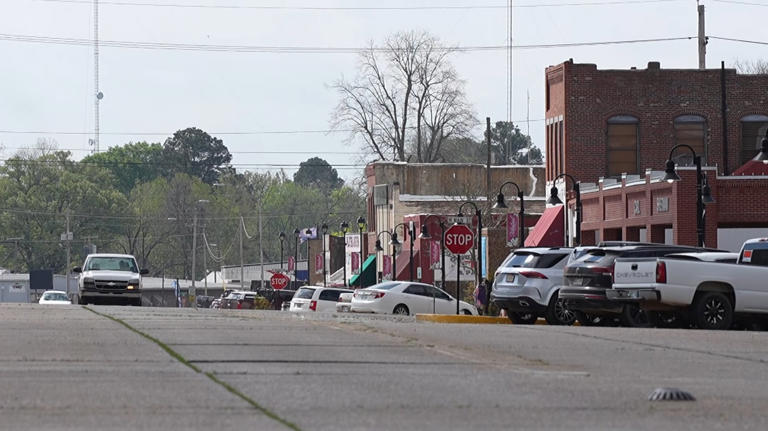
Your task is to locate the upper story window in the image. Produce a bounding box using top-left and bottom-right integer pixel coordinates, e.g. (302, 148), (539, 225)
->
(607, 115), (638, 177)
(673, 115), (707, 165)
(740, 115), (768, 166)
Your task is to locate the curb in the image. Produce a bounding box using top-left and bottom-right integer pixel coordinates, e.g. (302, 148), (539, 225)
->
(415, 314), (512, 324)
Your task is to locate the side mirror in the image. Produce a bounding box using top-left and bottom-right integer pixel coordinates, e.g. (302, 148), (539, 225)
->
(72, 267), (82, 273)
(140, 269), (149, 275)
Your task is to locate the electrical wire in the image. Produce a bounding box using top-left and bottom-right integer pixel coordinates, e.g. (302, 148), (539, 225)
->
(708, 36), (768, 46)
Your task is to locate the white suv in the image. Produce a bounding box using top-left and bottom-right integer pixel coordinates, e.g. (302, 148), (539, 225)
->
(74, 254), (147, 306)
(290, 286), (353, 313)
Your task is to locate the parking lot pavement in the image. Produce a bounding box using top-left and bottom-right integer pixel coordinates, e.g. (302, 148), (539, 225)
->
(5, 305), (768, 430)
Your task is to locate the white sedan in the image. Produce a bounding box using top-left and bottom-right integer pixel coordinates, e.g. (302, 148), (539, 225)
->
(350, 281), (477, 316)
(39, 290), (71, 305)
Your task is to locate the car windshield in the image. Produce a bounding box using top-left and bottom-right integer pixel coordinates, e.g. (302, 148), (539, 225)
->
(44, 292), (68, 301)
(85, 257), (138, 272)
(295, 288), (316, 299)
(503, 252), (566, 269)
(367, 282), (400, 291)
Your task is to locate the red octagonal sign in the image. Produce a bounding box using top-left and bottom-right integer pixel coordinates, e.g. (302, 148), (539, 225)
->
(270, 273), (290, 290)
(444, 224), (474, 255)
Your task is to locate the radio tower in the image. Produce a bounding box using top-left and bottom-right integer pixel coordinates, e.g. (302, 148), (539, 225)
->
(92, 0), (102, 154)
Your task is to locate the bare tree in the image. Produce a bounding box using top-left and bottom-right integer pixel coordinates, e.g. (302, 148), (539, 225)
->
(331, 31), (476, 163)
(734, 59), (768, 74)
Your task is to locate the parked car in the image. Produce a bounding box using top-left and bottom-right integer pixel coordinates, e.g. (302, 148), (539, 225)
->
(609, 240), (768, 329)
(560, 242), (713, 326)
(290, 286), (353, 313)
(490, 247), (575, 325)
(350, 281), (478, 316)
(38, 290), (71, 305)
(221, 291), (258, 309)
(336, 292), (354, 313)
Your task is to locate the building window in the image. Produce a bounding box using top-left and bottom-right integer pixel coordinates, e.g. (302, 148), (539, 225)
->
(740, 115), (768, 166)
(673, 115), (707, 165)
(607, 115), (638, 177)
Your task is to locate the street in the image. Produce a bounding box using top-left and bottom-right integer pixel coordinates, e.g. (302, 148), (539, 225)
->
(2, 304), (768, 430)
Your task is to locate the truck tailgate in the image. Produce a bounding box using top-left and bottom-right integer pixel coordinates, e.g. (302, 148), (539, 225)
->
(613, 257), (658, 287)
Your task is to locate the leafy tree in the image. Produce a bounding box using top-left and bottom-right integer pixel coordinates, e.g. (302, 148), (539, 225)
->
(81, 141), (164, 195)
(331, 31), (476, 162)
(162, 127), (232, 185)
(293, 157), (344, 191)
(0, 149), (126, 272)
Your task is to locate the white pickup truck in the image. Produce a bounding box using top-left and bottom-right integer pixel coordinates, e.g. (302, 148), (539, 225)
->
(74, 253), (148, 306)
(608, 238), (768, 329)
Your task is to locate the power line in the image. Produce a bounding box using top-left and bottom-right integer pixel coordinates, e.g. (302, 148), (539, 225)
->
(0, 146), (370, 155)
(0, 32), (697, 53)
(712, 0), (768, 6)
(31, 0), (684, 10)
(708, 36), (768, 46)
(0, 158), (370, 168)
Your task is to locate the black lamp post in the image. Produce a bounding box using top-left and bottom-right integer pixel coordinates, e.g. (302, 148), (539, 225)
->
(278, 231), (286, 270)
(375, 231), (400, 283)
(340, 221), (349, 286)
(494, 181), (526, 246)
(419, 215), (446, 290)
(752, 131), (768, 164)
(393, 222), (415, 281)
(293, 228), (300, 286)
(663, 144), (715, 247)
(357, 216), (366, 268)
(547, 173), (582, 246)
(321, 223), (328, 287)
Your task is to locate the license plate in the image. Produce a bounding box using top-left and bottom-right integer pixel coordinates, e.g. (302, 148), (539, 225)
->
(503, 274), (515, 283)
(572, 278), (584, 286)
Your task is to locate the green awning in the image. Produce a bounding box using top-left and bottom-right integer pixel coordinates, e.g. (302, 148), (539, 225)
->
(349, 254), (376, 288)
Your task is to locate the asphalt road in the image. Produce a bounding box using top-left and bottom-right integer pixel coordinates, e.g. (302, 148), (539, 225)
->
(2, 304), (768, 430)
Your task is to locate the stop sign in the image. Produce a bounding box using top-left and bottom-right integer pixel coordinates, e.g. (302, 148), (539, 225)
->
(444, 224), (474, 254)
(270, 273), (290, 290)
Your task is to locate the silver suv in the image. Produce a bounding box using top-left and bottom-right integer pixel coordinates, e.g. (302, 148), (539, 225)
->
(490, 247), (575, 325)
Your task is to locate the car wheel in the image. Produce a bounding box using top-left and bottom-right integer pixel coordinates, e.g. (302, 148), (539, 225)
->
(509, 312), (538, 324)
(545, 292), (576, 326)
(693, 291), (733, 330)
(462, 309), (472, 315)
(393, 304), (410, 315)
(620, 304), (658, 328)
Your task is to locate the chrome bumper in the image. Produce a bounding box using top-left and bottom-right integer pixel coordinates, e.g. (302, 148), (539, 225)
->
(605, 288), (659, 302)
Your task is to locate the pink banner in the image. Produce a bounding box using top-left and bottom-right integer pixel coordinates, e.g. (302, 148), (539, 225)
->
(315, 253), (324, 274)
(506, 213), (519, 247)
(287, 256), (295, 273)
(351, 252), (360, 273)
(430, 240), (440, 269)
(382, 255), (392, 279)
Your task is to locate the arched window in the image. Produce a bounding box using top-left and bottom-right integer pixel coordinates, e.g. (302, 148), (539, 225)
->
(607, 115), (638, 176)
(673, 115), (707, 165)
(740, 115), (768, 166)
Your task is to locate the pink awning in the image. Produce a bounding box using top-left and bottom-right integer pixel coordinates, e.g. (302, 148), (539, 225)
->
(524, 205), (564, 247)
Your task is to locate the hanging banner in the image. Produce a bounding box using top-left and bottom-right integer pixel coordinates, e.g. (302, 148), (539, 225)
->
(287, 256), (295, 273)
(429, 240), (441, 269)
(382, 255), (392, 280)
(506, 213), (520, 247)
(315, 253), (324, 274)
(351, 252), (360, 273)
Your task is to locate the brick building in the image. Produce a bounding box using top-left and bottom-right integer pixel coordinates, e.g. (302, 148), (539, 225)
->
(541, 59), (768, 249)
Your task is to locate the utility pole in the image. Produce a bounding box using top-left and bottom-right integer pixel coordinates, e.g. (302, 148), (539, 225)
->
(486, 117), (492, 210)
(698, 2), (706, 70)
(92, 0), (102, 153)
(239, 216), (244, 291)
(64, 209), (71, 296)
(259, 206), (264, 290)
(191, 212), (197, 309)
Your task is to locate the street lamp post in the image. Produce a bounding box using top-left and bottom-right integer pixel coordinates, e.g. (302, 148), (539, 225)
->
(375, 231), (400, 283)
(494, 181), (526, 246)
(457, 202), (482, 286)
(357, 216), (366, 263)
(279, 231), (286, 270)
(190, 199), (209, 309)
(419, 215), (446, 290)
(547, 173), (582, 246)
(321, 223), (328, 287)
(340, 221), (349, 286)
(293, 228), (300, 287)
(663, 144), (715, 247)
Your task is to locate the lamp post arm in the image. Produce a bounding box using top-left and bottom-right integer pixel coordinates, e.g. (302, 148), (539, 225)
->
(667, 143), (697, 161)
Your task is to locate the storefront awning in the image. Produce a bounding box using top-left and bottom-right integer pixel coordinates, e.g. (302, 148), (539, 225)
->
(349, 254), (376, 288)
(524, 205), (564, 247)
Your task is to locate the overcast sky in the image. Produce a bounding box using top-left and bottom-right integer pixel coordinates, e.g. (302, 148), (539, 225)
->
(1, 0), (767, 182)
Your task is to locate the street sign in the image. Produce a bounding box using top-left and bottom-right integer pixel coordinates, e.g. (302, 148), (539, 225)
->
(270, 273), (290, 290)
(444, 224), (474, 255)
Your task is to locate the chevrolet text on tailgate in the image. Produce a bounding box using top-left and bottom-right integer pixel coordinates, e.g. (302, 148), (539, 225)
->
(610, 239), (768, 329)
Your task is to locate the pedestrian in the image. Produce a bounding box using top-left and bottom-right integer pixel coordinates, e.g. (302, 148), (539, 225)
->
(473, 279), (487, 315)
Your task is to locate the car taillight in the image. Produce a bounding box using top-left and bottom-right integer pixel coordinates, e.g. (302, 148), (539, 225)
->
(590, 266), (614, 280)
(374, 292), (386, 299)
(309, 300), (317, 311)
(519, 271), (548, 279)
(656, 261), (667, 283)
(237, 300), (242, 309)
